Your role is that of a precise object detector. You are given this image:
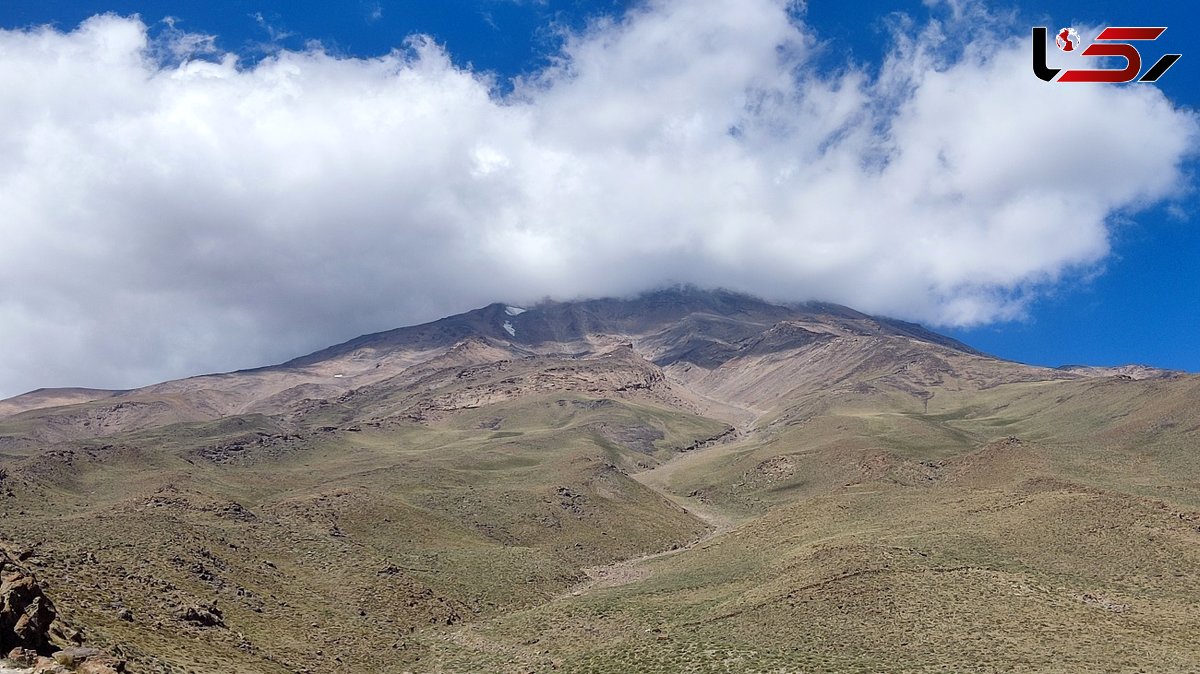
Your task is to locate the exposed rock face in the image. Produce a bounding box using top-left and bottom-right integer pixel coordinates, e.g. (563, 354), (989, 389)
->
(173, 601), (224, 627)
(1057, 364), (1181, 380)
(0, 550), (56, 654)
(0, 553), (125, 673)
(2, 647), (125, 674)
(51, 646), (127, 672)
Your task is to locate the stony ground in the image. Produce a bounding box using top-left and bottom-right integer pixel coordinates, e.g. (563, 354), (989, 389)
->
(2, 291), (1198, 672)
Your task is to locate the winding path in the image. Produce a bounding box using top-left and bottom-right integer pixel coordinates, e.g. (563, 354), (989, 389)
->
(557, 426), (752, 599)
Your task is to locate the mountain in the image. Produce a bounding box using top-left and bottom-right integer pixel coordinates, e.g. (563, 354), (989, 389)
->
(0, 288), (1019, 435)
(1, 288), (1198, 673)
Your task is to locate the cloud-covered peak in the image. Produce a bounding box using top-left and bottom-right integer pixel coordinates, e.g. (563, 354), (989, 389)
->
(0, 0), (1195, 396)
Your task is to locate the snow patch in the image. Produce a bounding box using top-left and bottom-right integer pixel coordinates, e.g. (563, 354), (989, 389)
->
(502, 321), (516, 337)
(504, 306), (526, 316)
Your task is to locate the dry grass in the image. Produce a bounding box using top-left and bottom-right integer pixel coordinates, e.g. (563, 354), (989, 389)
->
(1, 319), (1198, 672)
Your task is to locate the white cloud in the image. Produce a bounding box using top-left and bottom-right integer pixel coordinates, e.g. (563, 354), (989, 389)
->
(0, 1), (1195, 396)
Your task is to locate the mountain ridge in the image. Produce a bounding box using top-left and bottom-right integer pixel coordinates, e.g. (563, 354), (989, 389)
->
(2, 288), (1199, 672)
(1, 288), (1011, 422)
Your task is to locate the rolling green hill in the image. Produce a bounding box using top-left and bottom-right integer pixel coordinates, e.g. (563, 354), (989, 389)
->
(1, 289), (1196, 673)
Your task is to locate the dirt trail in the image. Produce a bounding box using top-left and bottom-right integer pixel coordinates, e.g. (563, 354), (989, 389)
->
(557, 427), (754, 599)
(559, 500), (735, 598)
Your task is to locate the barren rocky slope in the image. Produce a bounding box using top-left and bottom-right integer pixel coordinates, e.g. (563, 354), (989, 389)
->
(1, 288), (1197, 673)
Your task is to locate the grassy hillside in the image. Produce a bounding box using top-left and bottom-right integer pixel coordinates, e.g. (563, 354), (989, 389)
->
(2, 293), (1197, 673)
(421, 374), (1200, 672)
(0, 390), (730, 672)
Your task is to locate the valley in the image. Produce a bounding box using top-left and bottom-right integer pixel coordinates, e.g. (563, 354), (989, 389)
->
(1, 288), (1197, 673)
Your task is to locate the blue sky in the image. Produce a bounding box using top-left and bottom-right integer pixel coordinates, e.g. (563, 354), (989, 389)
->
(0, 0), (1196, 395)
(809, 0), (1200, 372)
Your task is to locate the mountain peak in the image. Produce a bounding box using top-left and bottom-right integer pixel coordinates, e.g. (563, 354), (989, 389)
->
(0, 288), (992, 424)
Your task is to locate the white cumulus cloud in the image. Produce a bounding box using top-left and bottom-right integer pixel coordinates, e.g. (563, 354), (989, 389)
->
(0, 0), (1195, 396)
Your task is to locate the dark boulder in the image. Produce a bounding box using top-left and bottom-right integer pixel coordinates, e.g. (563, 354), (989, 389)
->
(0, 549), (57, 654)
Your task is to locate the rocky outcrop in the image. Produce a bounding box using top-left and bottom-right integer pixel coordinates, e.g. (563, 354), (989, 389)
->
(4, 646), (125, 674)
(0, 550), (56, 654)
(173, 601), (224, 627)
(1, 552), (125, 673)
(395, 350), (675, 423)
